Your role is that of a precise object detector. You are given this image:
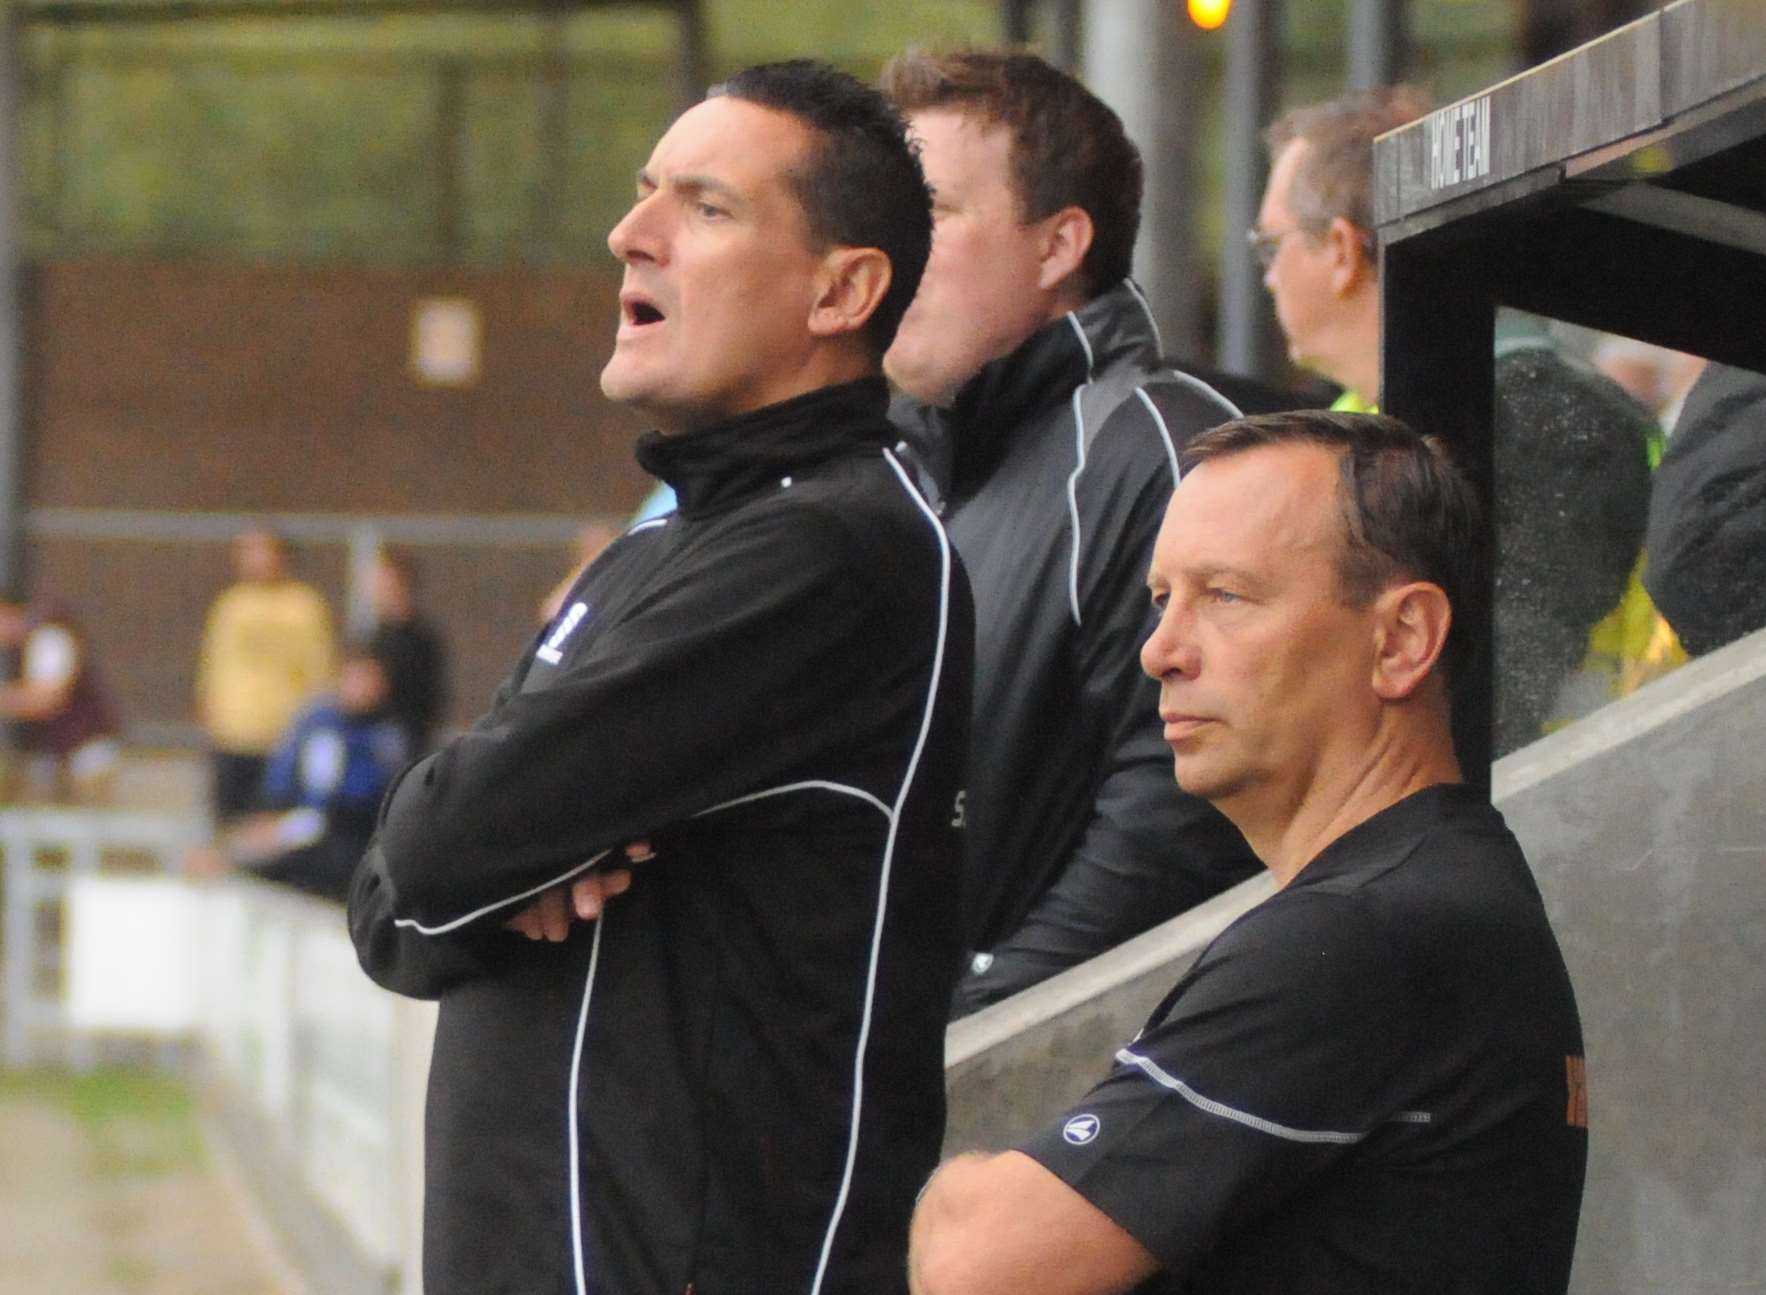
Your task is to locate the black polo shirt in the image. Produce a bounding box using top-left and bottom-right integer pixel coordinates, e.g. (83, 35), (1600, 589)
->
(1021, 784), (1588, 1293)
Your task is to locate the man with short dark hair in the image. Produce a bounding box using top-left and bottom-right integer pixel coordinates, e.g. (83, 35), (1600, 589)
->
(882, 49), (1258, 1015)
(908, 411), (1587, 1295)
(1256, 86), (1652, 755)
(350, 60), (972, 1294)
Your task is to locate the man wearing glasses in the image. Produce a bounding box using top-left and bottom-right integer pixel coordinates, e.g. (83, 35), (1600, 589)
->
(1249, 86), (1652, 756)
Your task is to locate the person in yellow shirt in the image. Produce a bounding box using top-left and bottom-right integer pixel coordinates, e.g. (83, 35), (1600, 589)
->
(196, 529), (335, 823)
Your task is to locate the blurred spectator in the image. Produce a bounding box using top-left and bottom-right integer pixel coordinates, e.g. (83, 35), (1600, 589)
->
(187, 643), (405, 902)
(1592, 336), (1706, 432)
(537, 521), (620, 624)
(1551, 338), (1706, 719)
(0, 595), (120, 803)
(367, 546), (448, 756)
(195, 529), (335, 824)
(1257, 87), (1652, 756)
(1644, 362), (1766, 657)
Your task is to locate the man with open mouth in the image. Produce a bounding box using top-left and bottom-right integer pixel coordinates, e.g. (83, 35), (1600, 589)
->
(351, 59), (972, 1295)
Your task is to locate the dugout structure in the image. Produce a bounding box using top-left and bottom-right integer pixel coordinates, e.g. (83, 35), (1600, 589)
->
(1374, 4), (1766, 1288)
(1373, 0), (1766, 775)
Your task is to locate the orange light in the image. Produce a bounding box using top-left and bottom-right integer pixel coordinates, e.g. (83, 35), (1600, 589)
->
(1187, 0), (1231, 30)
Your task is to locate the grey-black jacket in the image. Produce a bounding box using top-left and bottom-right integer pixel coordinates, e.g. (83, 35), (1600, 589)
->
(894, 280), (1258, 1015)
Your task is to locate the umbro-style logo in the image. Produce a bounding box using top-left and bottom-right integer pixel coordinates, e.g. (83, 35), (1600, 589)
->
(1063, 1114), (1101, 1146)
(537, 601), (590, 665)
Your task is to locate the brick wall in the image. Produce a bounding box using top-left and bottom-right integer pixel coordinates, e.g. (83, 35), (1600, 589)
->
(23, 256), (656, 735)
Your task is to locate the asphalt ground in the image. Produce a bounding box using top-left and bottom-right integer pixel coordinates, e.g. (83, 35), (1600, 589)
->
(0, 1064), (292, 1294)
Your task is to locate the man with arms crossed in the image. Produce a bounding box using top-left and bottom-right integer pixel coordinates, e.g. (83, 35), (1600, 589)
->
(883, 50), (1257, 1014)
(910, 411), (1587, 1293)
(350, 62), (970, 1295)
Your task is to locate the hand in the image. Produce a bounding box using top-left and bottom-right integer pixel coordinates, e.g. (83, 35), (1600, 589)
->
(502, 841), (652, 941)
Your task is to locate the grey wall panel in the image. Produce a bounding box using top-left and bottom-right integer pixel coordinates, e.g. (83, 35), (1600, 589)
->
(1496, 628), (1766, 1295)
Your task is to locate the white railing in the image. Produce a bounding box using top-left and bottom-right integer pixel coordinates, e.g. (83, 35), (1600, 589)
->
(0, 805), (206, 1068)
(197, 879), (432, 1295)
(0, 806), (433, 1294)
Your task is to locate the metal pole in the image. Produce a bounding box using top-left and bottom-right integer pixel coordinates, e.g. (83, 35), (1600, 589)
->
(0, 6), (26, 596)
(1083, 0), (1203, 361)
(1217, 0), (1285, 378)
(1347, 0), (1407, 90)
(1002, 0), (1033, 45)
(529, 13), (568, 262)
(1049, 0), (1083, 75)
(675, 0), (708, 114)
(434, 58), (465, 261)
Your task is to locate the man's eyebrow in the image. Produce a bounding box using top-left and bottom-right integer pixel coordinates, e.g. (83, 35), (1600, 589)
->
(1172, 560), (1270, 592)
(1196, 561), (1272, 591)
(673, 174), (744, 205)
(634, 170), (744, 207)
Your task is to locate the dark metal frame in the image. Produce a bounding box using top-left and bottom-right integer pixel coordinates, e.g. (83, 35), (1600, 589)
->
(1374, 0), (1766, 777)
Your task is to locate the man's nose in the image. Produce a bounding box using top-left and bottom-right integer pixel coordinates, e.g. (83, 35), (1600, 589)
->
(1141, 603), (1198, 683)
(608, 196), (659, 263)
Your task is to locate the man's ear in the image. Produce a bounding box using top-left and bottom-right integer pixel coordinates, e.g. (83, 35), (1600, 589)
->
(808, 247), (893, 341)
(1326, 216), (1376, 297)
(1036, 206), (1095, 295)
(1370, 581), (1452, 701)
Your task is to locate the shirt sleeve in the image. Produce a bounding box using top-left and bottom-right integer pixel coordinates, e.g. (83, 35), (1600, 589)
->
(1017, 892), (1424, 1277)
(365, 501), (923, 933)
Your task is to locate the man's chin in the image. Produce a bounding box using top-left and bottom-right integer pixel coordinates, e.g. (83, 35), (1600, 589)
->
(1173, 757), (1236, 805)
(599, 362), (653, 409)
(884, 346), (963, 408)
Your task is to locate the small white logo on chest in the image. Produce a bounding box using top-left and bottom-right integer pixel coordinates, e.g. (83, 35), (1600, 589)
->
(537, 601), (589, 665)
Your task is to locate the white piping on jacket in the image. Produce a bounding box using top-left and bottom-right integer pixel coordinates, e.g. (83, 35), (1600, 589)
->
(393, 847), (616, 936)
(1123, 278), (1165, 355)
(697, 779), (892, 822)
(1063, 311), (1098, 627)
(570, 916), (608, 1295)
(807, 447), (955, 1295)
(1135, 387), (1182, 486)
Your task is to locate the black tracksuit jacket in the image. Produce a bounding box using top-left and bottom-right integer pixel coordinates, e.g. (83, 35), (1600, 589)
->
(894, 281), (1260, 1015)
(349, 378), (972, 1295)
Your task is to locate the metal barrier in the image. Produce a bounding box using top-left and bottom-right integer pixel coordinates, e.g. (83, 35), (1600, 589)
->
(197, 879), (432, 1295)
(0, 807), (433, 1294)
(0, 805), (206, 1068)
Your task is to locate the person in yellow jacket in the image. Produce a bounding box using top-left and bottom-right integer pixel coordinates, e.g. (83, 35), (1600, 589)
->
(196, 529), (335, 823)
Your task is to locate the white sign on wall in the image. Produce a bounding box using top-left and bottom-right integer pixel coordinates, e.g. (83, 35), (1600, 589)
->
(410, 295), (483, 387)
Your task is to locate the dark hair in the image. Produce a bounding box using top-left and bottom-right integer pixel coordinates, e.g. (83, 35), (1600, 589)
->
(1264, 86), (1433, 241)
(1179, 410), (1487, 687)
(710, 60), (932, 356)
(881, 48), (1140, 300)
